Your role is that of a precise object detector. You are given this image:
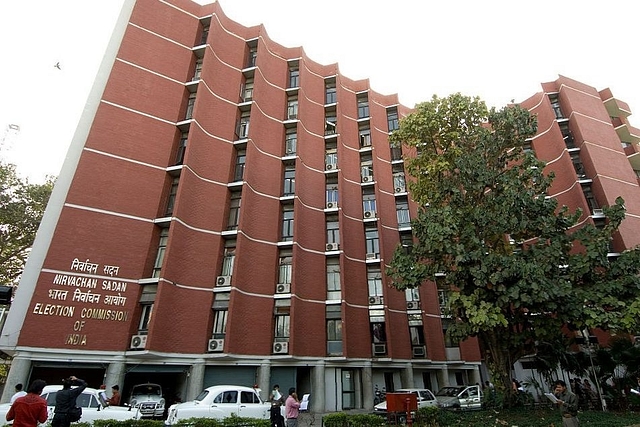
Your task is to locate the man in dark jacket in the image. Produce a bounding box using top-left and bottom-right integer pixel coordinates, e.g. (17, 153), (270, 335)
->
(553, 380), (579, 427)
(52, 376), (87, 427)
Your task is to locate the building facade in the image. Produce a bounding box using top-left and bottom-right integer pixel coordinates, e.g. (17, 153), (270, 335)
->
(0, 0), (483, 410)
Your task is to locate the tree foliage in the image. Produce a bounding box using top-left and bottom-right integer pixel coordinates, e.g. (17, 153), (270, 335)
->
(0, 161), (53, 286)
(386, 93), (640, 404)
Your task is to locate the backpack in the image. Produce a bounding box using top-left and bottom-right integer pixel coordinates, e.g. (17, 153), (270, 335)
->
(68, 406), (82, 422)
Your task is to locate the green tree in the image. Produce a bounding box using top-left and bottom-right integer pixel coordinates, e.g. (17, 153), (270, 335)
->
(0, 161), (54, 287)
(386, 93), (640, 406)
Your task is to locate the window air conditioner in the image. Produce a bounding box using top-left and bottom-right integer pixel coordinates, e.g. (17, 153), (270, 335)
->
(366, 253), (377, 260)
(406, 301), (420, 310)
(216, 275), (231, 286)
(372, 343), (386, 355)
(369, 295), (383, 305)
(130, 335), (148, 350)
(412, 346), (426, 357)
(276, 283), (291, 294)
(326, 243), (339, 251)
(395, 186), (405, 193)
(208, 338), (224, 352)
(592, 209), (604, 216)
(364, 210), (376, 219)
(362, 176), (372, 183)
(326, 163), (336, 171)
(326, 202), (337, 209)
(273, 341), (289, 354)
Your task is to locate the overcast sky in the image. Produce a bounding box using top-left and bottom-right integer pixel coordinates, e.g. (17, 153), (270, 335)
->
(1, 0), (639, 184)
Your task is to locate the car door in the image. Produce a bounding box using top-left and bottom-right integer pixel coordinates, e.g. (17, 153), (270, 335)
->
(459, 386), (481, 410)
(238, 390), (268, 419)
(210, 390), (239, 418)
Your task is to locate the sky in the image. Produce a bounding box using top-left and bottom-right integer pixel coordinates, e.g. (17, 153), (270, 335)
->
(1, 0), (639, 184)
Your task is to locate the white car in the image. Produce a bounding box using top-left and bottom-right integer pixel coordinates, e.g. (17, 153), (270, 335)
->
(435, 385), (483, 410)
(373, 388), (438, 414)
(165, 385), (272, 424)
(129, 383), (165, 418)
(0, 385), (140, 425)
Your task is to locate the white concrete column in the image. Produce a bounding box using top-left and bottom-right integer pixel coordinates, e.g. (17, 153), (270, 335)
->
(1, 353), (32, 403)
(256, 360), (271, 401)
(402, 362), (415, 388)
(436, 366), (449, 389)
(186, 359), (205, 401)
(362, 361), (373, 410)
(312, 360), (325, 412)
(469, 365), (481, 386)
(104, 356), (126, 392)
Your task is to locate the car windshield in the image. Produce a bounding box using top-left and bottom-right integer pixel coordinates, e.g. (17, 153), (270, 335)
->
(132, 384), (162, 396)
(436, 387), (463, 397)
(194, 390), (209, 402)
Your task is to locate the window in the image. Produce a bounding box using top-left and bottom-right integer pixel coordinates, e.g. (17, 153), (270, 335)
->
(570, 152), (586, 178)
(442, 319), (459, 347)
(559, 122), (575, 149)
(365, 227), (380, 258)
(325, 148), (337, 168)
(549, 94), (563, 119)
(247, 46), (257, 68)
(234, 150), (246, 181)
(200, 25), (209, 45)
(175, 132), (188, 165)
(359, 127), (371, 147)
(278, 251), (292, 285)
(371, 322), (386, 343)
(326, 217), (340, 245)
(409, 325), (424, 345)
(139, 304), (153, 331)
(325, 83), (337, 104)
(275, 313), (290, 338)
(387, 107), (399, 132)
(236, 112), (250, 139)
(212, 309), (228, 338)
(193, 58), (203, 81)
(289, 68), (299, 88)
(367, 268), (383, 297)
(221, 247), (235, 276)
(165, 177), (179, 216)
(438, 288), (448, 313)
(241, 78), (254, 102)
(227, 191), (241, 230)
(325, 115), (337, 135)
(360, 154), (373, 180)
(357, 94), (370, 119)
(287, 96), (298, 120)
(405, 288), (419, 302)
(582, 184), (599, 212)
(326, 258), (341, 300)
(390, 146), (402, 161)
(285, 129), (297, 155)
(282, 207), (294, 241)
(396, 200), (410, 227)
(152, 228), (169, 278)
(327, 318), (343, 355)
(283, 166), (295, 196)
(326, 185), (338, 205)
(393, 173), (406, 192)
(363, 193), (376, 213)
(185, 93), (196, 120)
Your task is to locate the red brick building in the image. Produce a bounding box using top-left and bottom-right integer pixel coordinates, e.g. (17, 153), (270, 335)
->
(0, 0), (482, 411)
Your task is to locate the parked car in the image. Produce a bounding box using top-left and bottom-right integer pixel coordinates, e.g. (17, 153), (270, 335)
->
(435, 385), (483, 410)
(0, 385), (140, 425)
(129, 383), (165, 419)
(373, 388), (438, 415)
(165, 385), (273, 424)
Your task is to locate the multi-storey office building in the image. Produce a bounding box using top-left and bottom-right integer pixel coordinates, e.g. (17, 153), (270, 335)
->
(0, 0), (482, 410)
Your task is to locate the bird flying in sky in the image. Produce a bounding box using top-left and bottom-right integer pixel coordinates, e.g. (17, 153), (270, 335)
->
(54, 62), (61, 70)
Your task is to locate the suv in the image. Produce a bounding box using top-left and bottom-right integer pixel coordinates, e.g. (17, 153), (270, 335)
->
(435, 385), (483, 410)
(129, 383), (165, 419)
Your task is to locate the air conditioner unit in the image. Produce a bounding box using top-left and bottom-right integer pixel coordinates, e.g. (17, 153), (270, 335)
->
(362, 176), (372, 183)
(130, 335), (148, 350)
(273, 341), (289, 354)
(326, 243), (339, 251)
(326, 201), (338, 209)
(285, 148), (295, 155)
(326, 163), (336, 171)
(216, 275), (231, 286)
(395, 187), (405, 193)
(208, 338), (224, 352)
(372, 343), (386, 355)
(412, 346), (426, 357)
(364, 210), (376, 219)
(366, 253), (377, 260)
(406, 301), (420, 310)
(592, 209), (604, 216)
(369, 296), (383, 305)
(276, 283), (291, 294)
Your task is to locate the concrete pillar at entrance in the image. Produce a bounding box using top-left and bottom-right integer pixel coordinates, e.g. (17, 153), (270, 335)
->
(312, 361), (325, 413)
(256, 361), (271, 402)
(401, 363), (415, 388)
(104, 356), (126, 394)
(1, 353), (32, 403)
(362, 361), (373, 410)
(437, 367), (449, 389)
(186, 359), (205, 401)
(469, 366), (481, 386)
